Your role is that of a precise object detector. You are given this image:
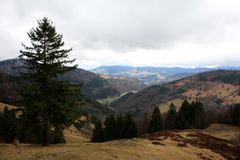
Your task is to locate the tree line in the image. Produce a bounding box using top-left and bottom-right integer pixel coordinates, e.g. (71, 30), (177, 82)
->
(146, 100), (240, 134)
(92, 100), (208, 142)
(1, 99), (240, 143)
(146, 100), (208, 134)
(91, 113), (138, 142)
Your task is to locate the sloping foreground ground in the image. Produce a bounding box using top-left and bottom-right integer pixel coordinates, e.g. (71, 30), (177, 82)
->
(0, 124), (239, 160)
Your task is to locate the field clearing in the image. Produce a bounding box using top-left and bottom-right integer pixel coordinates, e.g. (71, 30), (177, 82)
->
(1, 124), (239, 160)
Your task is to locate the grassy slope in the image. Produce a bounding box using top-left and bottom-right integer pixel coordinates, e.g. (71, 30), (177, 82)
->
(0, 124), (239, 160)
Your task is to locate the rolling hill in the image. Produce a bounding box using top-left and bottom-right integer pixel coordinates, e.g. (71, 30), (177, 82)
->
(109, 70), (240, 117)
(0, 59), (145, 100)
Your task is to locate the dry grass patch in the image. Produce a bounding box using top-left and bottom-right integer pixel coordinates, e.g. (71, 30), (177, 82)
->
(1, 124), (239, 160)
(201, 124), (240, 142)
(143, 129), (240, 160)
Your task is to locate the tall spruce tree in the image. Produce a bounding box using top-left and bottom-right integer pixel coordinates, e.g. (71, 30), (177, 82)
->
(165, 103), (177, 130)
(19, 17), (81, 145)
(175, 100), (191, 129)
(104, 114), (116, 140)
(148, 107), (162, 133)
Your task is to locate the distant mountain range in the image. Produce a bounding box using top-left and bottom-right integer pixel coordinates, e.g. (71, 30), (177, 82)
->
(2, 58), (240, 119)
(109, 70), (240, 117)
(90, 65), (240, 85)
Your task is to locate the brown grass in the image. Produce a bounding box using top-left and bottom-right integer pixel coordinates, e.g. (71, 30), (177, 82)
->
(201, 123), (240, 142)
(142, 127), (240, 160)
(0, 124), (239, 160)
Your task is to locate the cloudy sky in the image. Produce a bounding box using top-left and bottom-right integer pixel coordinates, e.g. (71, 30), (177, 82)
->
(1, 0), (240, 69)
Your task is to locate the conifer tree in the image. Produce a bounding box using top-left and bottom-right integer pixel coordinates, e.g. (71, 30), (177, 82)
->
(91, 119), (104, 142)
(116, 114), (124, 138)
(92, 113), (138, 142)
(19, 17), (81, 145)
(192, 101), (207, 129)
(148, 107), (162, 133)
(165, 103), (177, 130)
(122, 113), (138, 138)
(104, 114), (116, 140)
(175, 100), (191, 129)
(231, 103), (240, 126)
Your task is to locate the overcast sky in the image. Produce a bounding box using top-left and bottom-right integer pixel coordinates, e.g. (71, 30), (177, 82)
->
(1, 0), (240, 69)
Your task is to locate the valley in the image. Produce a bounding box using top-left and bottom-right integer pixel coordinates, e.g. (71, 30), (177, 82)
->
(109, 70), (240, 118)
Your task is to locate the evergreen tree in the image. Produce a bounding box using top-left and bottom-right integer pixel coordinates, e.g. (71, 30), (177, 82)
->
(122, 113), (138, 138)
(104, 114), (116, 140)
(91, 113), (138, 142)
(175, 100), (191, 129)
(232, 103), (240, 126)
(91, 119), (104, 142)
(192, 101), (207, 129)
(165, 103), (177, 130)
(19, 17), (81, 145)
(115, 114), (124, 139)
(148, 107), (162, 133)
(176, 100), (207, 129)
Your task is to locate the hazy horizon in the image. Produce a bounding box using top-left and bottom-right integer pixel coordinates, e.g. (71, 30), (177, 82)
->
(1, 0), (240, 69)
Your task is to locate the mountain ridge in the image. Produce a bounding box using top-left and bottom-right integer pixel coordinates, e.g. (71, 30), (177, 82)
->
(109, 70), (240, 117)
(0, 58), (145, 100)
(90, 65), (240, 85)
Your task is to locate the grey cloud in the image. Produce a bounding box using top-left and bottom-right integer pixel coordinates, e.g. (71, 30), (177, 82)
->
(0, 0), (240, 68)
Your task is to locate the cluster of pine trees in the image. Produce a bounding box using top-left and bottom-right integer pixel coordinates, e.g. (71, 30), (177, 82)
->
(91, 100), (208, 143)
(175, 100), (207, 129)
(147, 100), (208, 134)
(91, 113), (138, 142)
